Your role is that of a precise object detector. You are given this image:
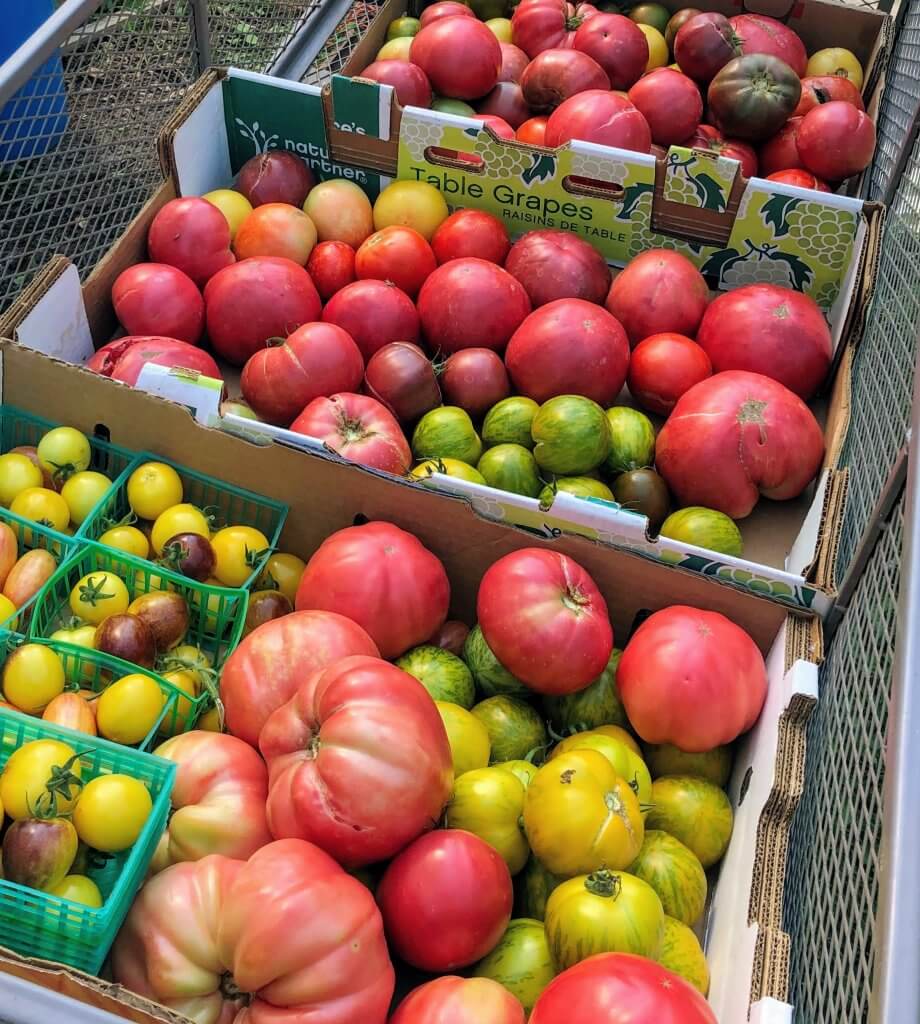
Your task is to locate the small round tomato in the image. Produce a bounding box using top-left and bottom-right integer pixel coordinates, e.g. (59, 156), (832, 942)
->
(43, 693), (98, 736)
(806, 46), (863, 89)
(516, 116), (549, 144)
(73, 774), (152, 852)
(98, 524), (150, 558)
(436, 701), (491, 777)
(0, 595), (17, 630)
(256, 552), (306, 603)
(202, 188), (253, 240)
(638, 23), (669, 71)
(197, 703), (223, 732)
(163, 643), (215, 687)
(473, 918), (555, 1013)
(150, 504), (210, 556)
(50, 874), (104, 907)
(158, 668), (200, 736)
(69, 571), (130, 624)
(0, 738), (81, 819)
(37, 427), (91, 485)
(0, 452), (43, 506)
(446, 766), (529, 874)
(49, 622), (97, 652)
(523, 749), (644, 876)
(127, 462), (184, 520)
(2, 644), (66, 713)
(60, 471), (112, 526)
(373, 181), (450, 241)
(210, 525), (270, 587)
(96, 673), (166, 745)
(10, 487), (70, 531)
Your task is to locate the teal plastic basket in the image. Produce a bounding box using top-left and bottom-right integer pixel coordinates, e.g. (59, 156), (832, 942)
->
(82, 452), (288, 589)
(0, 709), (175, 973)
(28, 542), (248, 671)
(0, 405), (138, 551)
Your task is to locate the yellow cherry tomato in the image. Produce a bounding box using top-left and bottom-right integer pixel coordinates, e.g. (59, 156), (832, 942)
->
(49, 622), (97, 652)
(523, 749), (644, 876)
(202, 189), (253, 240)
(165, 643), (214, 683)
(637, 23), (669, 71)
(436, 701), (491, 777)
(96, 673), (166, 745)
(69, 571), (129, 624)
(496, 759), (539, 789)
(50, 874), (103, 908)
(127, 462), (184, 521)
(197, 703), (223, 732)
(373, 181), (449, 240)
(377, 36), (413, 60)
(550, 731), (652, 811)
(0, 738), (81, 820)
(806, 47), (864, 90)
(10, 487), (70, 532)
(485, 17), (513, 41)
(73, 774), (152, 852)
(60, 471), (112, 526)
(158, 668), (200, 737)
(257, 551), (306, 604)
(37, 427), (91, 485)
(593, 724), (642, 756)
(98, 524), (150, 559)
(446, 765), (529, 873)
(0, 453), (43, 506)
(2, 643), (66, 713)
(151, 503), (210, 557)
(210, 525), (270, 587)
(0, 594), (18, 630)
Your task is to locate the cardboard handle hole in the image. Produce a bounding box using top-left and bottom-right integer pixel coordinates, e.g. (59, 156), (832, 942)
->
(93, 423), (111, 444)
(737, 0), (800, 23)
(425, 147), (485, 173)
(563, 174), (625, 201)
(353, 514), (369, 526)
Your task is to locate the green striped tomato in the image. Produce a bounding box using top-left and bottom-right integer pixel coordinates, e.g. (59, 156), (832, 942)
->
(658, 915), (709, 995)
(474, 918), (556, 1012)
(628, 829), (707, 926)
(646, 775), (734, 868)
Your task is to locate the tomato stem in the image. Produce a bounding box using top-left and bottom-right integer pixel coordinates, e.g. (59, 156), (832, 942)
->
(584, 869), (622, 899)
(78, 575), (116, 607)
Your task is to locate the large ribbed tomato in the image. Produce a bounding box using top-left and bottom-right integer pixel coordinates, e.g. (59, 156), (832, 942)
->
(219, 610), (380, 747)
(86, 336), (221, 386)
(391, 977), (526, 1024)
(258, 656), (452, 867)
(295, 521), (450, 659)
(655, 370), (824, 519)
(617, 605), (767, 752)
(111, 840), (395, 1024)
(477, 548), (613, 695)
(151, 731), (272, 872)
(512, 0), (582, 59)
(730, 14), (807, 77)
(529, 952), (717, 1023)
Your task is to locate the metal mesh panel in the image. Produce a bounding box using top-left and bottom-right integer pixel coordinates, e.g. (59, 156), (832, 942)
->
(300, 0), (382, 84)
(207, 0), (323, 70)
(836, 131), (920, 577)
(869, 0), (920, 200)
(785, 490), (905, 1024)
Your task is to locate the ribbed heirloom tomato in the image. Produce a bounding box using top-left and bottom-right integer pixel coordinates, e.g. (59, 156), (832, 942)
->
(86, 336), (222, 386)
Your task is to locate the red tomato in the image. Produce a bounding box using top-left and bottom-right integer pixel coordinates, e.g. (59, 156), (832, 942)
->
(360, 60), (432, 108)
(294, 521), (450, 659)
(290, 392), (411, 475)
(797, 101), (876, 180)
(505, 228), (610, 308)
(378, 830), (513, 971)
(355, 226), (436, 298)
(364, 341), (442, 422)
(233, 203), (317, 265)
(512, 1), (581, 59)
(322, 279), (420, 360)
(392, 977), (526, 1024)
(628, 68), (703, 146)
(656, 370), (825, 518)
(112, 263), (204, 344)
(220, 609), (380, 747)
(306, 240), (356, 300)
(237, 151), (314, 207)
(204, 256), (322, 366)
(112, 839), (395, 1023)
(147, 197), (235, 286)
(477, 82), (531, 129)
(572, 13), (648, 90)
(758, 117), (803, 176)
(696, 283), (831, 400)
(627, 332), (712, 415)
(259, 656), (452, 866)
(152, 731), (272, 871)
(499, 42), (530, 83)
(674, 13), (738, 83)
(411, 18), (502, 100)
(86, 336), (221, 385)
(606, 249), (709, 347)
(417, 258), (532, 354)
(618, 605), (767, 750)
(793, 75), (865, 118)
(431, 210), (511, 265)
(477, 548), (613, 694)
(505, 298), (629, 406)
(240, 322), (365, 426)
(544, 90), (652, 152)
(530, 952), (717, 1023)
(766, 169), (831, 192)
(730, 14), (807, 77)
(516, 115), (550, 144)
(520, 49), (610, 112)
(421, 1), (475, 27)
(441, 349), (510, 418)
(475, 114), (516, 140)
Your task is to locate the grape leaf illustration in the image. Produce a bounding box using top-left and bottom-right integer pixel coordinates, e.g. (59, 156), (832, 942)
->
(767, 250), (814, 290)
(616, 181), (654, 220)
(762, 195), (801, 237)
(522, 153), (557, 185)
(700, 247), (744, 280)
(691, 172), (728, 212)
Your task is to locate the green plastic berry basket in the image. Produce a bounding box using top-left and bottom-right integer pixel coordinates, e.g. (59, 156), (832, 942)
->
(2, 638), (210, 749)
(0, 404), (139, 554)
(27, 541), (248, 672)
(82, 452), (288, 590)
(0, 524), (83, 639)
(0, 707), (175, 973)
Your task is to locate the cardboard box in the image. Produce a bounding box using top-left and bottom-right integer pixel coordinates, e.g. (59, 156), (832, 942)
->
(0, 67), (882, 615)
(0, 338), (816, 1022)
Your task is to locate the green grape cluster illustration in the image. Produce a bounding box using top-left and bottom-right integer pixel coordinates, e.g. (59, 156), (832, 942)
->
(782, 202), (856, 270)
(401, 118), (446, 163)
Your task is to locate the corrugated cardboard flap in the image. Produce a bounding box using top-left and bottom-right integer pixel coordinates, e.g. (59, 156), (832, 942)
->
(157, 68), (226, 183)
(752, 927), (792, 1006)
(0, 256), (71, 340)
